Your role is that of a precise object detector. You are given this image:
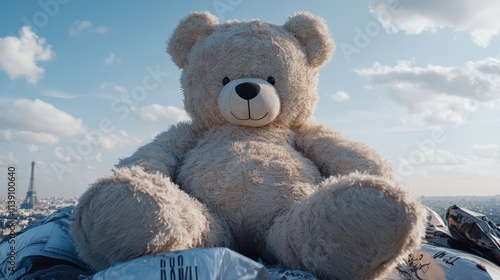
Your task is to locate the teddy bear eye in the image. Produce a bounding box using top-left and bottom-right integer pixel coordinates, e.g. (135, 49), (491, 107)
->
(222, 77), (230, 86)
(267, 76), (275, 85)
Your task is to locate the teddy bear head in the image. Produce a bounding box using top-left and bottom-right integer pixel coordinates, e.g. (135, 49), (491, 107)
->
(167, 12), (335, 130)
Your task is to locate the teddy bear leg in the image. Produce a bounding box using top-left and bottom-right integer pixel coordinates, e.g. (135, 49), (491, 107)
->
(264, 173), (426, 280)
(70, 167), (234, 271)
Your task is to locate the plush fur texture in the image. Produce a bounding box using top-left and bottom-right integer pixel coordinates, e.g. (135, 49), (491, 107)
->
(70, 11), (426, 279)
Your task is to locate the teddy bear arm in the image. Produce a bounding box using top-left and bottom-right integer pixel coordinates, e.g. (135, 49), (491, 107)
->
(116, 121), (200, 181)
(295, 125), (394, 179)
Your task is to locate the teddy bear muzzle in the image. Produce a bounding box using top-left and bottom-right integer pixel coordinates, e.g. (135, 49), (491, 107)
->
(218, 78), (281, 127)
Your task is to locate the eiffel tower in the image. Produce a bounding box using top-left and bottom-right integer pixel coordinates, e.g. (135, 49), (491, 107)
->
(21, 160), (41, 210)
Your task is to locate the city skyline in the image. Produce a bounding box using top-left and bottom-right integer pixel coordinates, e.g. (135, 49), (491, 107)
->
(1, 1), (500, 198)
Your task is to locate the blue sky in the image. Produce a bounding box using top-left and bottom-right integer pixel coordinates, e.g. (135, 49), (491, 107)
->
(1, 0), (499, 198)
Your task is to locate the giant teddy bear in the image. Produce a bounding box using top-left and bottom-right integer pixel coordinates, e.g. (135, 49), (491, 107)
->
(71, 12), (426, 279)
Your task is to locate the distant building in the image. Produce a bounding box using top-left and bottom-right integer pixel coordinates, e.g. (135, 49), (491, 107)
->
(21, 161), (41, 210)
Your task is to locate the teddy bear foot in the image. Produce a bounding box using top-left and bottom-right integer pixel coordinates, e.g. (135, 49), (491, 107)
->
(70, 166), (233, 271)
(265, 173), (426, 280)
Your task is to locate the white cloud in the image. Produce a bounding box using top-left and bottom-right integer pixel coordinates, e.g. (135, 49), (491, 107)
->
(104, 53), (121, 65)
(419, 148), (467, 166)
(69, 20), (92, 36)
(17, 131), (59, 144)
(405, 95), (477, 126)
(95, 152), (102, 162)
(356, 58), (500, 126)
(0, 131), (12, 141)
(370, 0), (500, 48)
(330, 91), (350, 102)
(132, 104), (190, 123)
(40, 89), (77, 99)
(396, 147), (468, 181)
(113, 85), (128, 94)
(27, 144), (39, 152)
(0, 99), (86, 142)
(99, 82), (110, 89)
(0, 26), (54, 84)
(69, 20), (107, 37)
(466, 57), (500, 75)
(0, 152), (17, 165)
(470, 144), (500, 160)
(54, 146), (70, 161)
(96, 132), (128, 149)
(94, 26), (108, 34)
(100, 82), (128, 94)
(84, 130), (138, 149)
(0, 99), (88, 147)
(55, 145), (103, 162)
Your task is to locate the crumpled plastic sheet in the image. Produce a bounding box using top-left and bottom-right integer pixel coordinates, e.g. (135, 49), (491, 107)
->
(393, 243), (500, 280)
(0, 206), (320, 280)
(1, 206), (500, 279)
(0, 206), (93, 280)
(90, 247), (269, 280)
(389, 207), (500, 280)
(446, 205), (500, 265)
(89, 249), (324, 280)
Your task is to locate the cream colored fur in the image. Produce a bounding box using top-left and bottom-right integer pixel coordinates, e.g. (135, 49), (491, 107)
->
(71, 11), (426, 279)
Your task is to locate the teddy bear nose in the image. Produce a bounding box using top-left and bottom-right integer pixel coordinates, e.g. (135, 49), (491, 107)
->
(235, 82), (261, 100)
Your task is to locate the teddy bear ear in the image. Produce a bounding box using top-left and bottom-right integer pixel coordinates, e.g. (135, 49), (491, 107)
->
(167, 12), (219, 68)
(283, 12), (335, 68)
